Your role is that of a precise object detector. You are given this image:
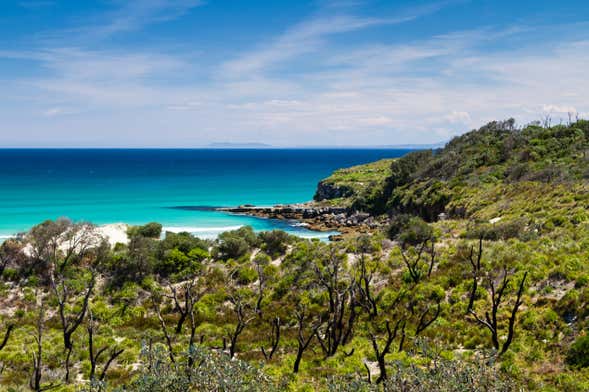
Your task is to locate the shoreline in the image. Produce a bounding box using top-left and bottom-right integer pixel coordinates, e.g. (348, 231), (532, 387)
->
(0, 212), (341, 243)
(217, 202), (387, 238)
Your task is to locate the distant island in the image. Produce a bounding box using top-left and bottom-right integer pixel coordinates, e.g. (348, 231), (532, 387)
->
(206, 142), (274, 148)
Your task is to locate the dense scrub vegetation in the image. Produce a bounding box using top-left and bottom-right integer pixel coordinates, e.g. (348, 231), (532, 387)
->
(0, 119), (588, 391)
(348, 119), (589, 222)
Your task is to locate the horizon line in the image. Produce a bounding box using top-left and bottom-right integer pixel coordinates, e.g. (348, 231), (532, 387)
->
(0, 143), (445, 150)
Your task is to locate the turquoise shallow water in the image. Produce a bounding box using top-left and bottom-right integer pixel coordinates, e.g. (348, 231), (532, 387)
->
(0, 149), (409, 239)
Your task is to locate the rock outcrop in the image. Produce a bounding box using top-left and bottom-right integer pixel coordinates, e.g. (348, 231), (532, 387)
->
(217, 204), (384, 233)
(313, 180), (355, 201)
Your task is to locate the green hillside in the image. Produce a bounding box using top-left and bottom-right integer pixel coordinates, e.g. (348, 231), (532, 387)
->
(318, 119), (589, 228)
(314, 158), (395, 207)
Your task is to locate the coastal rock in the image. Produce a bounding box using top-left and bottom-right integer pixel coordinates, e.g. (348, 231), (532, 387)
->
(216, 203), (385, 236)
(314, 180), (355, 201)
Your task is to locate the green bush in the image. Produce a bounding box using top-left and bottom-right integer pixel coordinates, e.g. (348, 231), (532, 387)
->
(567, 334), (589, 368)
(159, 231), (210, 254)
(216, 226), (258, 260)
(258, 230), (290, 257)
(237, 266), (257, 285)
(388, 215), (433, 247)
(128, 222), (163, 239)
(119, 344), (276, 392)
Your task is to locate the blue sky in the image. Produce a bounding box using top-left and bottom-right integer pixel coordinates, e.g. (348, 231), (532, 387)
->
(1, 0), (588, 147)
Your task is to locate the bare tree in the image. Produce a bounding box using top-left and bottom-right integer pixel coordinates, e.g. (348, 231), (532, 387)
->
(427, 238), (437, 278)
(228, 294), (254, 358)
(55, 223), (99, 273)
(253, 253), (270, 317)
(0, 324), (14, 352)
(466, 236), (484, 313)
(29, 294), (58, 391)
(412, 300), (442, 338)
(293, 306), (321, 373)
(369, 319), (406, 383)
(314, 248), (357, 357)
(356, 252), (377, 319)
(261, 316), (281, 361)
(170, 277), (208, 370)
(87, 312), (125, 382)
(51, 270), (95, 383)
(168, 277), (207, 335)
(469, 267), (528, 356)
(152, 296), (177, 364)
(400, 238), (436, 284)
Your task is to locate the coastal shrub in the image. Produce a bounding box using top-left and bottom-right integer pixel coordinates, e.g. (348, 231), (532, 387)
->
(258, 230), (290, 257)
(188, 247), (208, 262)
(387, 150), (434, 188)
(387, 213), (412, 239)
(159, 231), (210, 255)
(555, 289), (589, 323)
(216, 226), (258, 260)
(2, 267), (18, 282)
(0, 239), (26, 278)
(154, 248), (191, 277)
(215, 236), (249, 260)
(121, 344), (276, 392)
(237, 266), (257, 285)
(388, 215), (433, 247)
(464, 218), (530, 241)
(566, 334), (589, 368)
(326, 355), (518, 391)
(128, 222), (163, 239)
(106, 235), (158, 287)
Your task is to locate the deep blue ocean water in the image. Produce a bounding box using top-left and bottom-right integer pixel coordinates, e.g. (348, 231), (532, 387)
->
(0, 149), (410, 239)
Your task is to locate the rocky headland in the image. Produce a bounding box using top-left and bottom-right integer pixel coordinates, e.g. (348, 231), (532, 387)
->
(217, 158), (396, 236)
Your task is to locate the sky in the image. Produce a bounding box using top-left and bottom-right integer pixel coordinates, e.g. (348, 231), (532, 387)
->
(0, 0), (588, 147)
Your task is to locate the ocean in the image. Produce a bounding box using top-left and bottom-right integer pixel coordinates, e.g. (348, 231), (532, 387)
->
(0, 149), (410, 240)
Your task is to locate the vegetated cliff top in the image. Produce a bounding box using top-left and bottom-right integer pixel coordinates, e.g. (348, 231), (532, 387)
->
(313, 158), (395, 206)
(315, 119), (589, 225)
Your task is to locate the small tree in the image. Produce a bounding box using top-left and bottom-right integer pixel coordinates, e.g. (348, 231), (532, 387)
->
(0, 239), (25, 278)
(313, 247), (357, 357)
(468, 267), (528, 356)
(51, 270), (96, 383)
(87, 312), (125, 382)
(466, 236), (484, 313)
(253, 252), (270, 316)
(369, 319), (406, 383)
(29, 293), (58, 391)
(227, 294), (255, 358)
(354, 236), (378, 320)
(260, 316), (281, 361)
(293, 306), (321, 373)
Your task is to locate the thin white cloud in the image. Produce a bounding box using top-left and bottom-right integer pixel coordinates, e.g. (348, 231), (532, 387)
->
(219, 1), (453, 77)
(97, 0), (204, 36)
(219, 15), (390, 76)
(42, 107), (76, 117)
(39, 0), (204, 42)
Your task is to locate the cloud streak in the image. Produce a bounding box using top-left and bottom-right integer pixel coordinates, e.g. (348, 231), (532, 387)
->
(220, 1), (453, 77)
